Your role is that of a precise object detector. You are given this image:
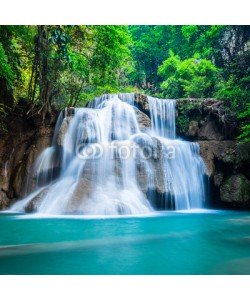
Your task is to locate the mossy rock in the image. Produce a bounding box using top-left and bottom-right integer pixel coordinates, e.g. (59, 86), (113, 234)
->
(220, 174), (250, 207)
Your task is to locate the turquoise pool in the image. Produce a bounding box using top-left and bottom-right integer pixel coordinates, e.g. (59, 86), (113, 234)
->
(0, 210), (250, 274)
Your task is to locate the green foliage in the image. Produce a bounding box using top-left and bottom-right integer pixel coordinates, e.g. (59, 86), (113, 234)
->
(55, 25), (133, 107)
(215, 76), (249, 109)
(158, 52), (220, 98)
(176, 100), (202, 134)
(176, 115), (189, 135)
(90, 26), (132, 83)
(0, 24), (249, 140)
(128, 26), (170, 89)
(0, 42), (15, 88)
(238, 124), (250, 143)
(128, 25), (228, 92)
(50, 26), (70, 61)
(237, 103), (250, 143)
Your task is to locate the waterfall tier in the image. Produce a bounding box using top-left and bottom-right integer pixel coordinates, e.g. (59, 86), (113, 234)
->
(11, 93), (206, 215)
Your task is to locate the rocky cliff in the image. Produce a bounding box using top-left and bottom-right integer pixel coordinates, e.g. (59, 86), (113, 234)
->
(0, 95), (249, 210)
(0, 102), (58, 209)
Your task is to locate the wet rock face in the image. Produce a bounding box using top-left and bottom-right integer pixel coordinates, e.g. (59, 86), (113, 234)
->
(66, 178), (93, 214)
(220, 174), (250, 208)
(176, 98), (249, 209)
(134, 108), (151, 132)
(176, 99), (238, 141)
(57, 117), (72, 146)
(135, 137), (165, 196)
(198, 141), (237, 175)
(0, 105), (57, 209)
(188, 121), (199, 138)
(198, 120), (225, 141)
(25, 187), (49, 212)
(0, 190), (9, 209)
(197, 131), (250, 208)
(134, 93), (150, 113)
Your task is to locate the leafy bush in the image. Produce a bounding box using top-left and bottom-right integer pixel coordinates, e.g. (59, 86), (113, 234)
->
(237, 103), (250, 143)
(158, 52), (220, 98)
(0, 42), (15, 88)
(176, 100), (203, 134)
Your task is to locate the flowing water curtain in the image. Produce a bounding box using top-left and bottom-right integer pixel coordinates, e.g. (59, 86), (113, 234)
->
(148, 96), (176, 138)
(10, 93), (206, 215)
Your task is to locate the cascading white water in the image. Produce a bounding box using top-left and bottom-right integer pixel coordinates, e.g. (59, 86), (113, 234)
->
(11, 93), (206, 215)
(147, 96), (205, 209)
(148, 96), (176, 138)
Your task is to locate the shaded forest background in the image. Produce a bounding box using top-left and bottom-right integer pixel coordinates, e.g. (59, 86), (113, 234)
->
(0, 25), (249, 141)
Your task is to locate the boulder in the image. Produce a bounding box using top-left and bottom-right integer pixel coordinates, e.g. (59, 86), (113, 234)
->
(0, 190), (10, 210)
(198, 119), (224, 140)
(220, 174), (250, 208)
(198, 141), (250, 175)
(198, 140), (250, 207)
(66, 178), (93, 213)
(198, 141), (237, 175)
(25, 187), (50, 212)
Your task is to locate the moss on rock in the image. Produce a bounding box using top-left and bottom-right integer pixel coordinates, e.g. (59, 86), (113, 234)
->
(220, 174), (250, 208)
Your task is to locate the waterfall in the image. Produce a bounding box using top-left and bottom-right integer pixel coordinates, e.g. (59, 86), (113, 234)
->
(10, 93), (206, 215)
(148, 96), (176, 139)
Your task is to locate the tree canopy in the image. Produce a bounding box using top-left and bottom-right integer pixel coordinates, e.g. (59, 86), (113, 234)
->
(0, 25), (249, 140)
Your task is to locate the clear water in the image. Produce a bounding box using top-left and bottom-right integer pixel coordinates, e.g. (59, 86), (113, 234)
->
(1, 210), (250, 274)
